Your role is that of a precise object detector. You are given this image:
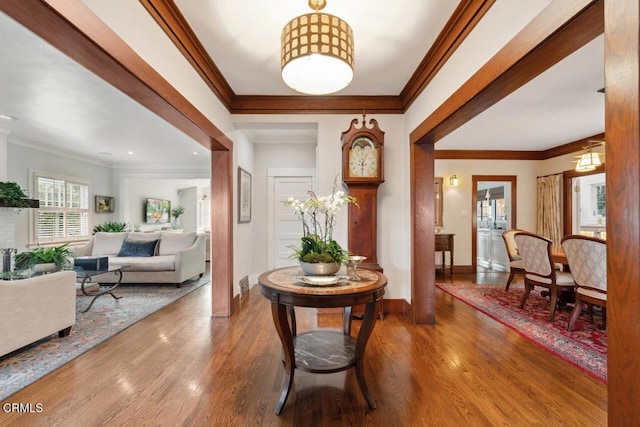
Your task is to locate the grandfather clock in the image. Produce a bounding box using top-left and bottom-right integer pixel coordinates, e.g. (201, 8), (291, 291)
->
(342, 114), (384, 271)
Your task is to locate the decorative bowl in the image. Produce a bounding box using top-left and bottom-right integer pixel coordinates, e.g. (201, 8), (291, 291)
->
(299, 261), (340, 276)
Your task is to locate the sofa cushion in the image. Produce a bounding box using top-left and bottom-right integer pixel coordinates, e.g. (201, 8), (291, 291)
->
(92, 232), (128, 256)
(110, 255), (175, 271)
(117, 239), (158, 257)
(158, 232), (197, 255)
(127, 232), (162, 242)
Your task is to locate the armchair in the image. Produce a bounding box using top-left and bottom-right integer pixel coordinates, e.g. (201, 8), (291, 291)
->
(514, 231), (575, 322)
(561, 235), (607, 331)
(501, 228), (525, 290)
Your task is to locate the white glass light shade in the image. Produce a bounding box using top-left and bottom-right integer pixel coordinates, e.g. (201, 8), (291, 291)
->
(575, 151), (601, 172)
(281, 12), (354, 95)
(449, 175), (458, 186)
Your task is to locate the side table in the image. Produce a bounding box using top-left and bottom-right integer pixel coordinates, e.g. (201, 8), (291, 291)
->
(258, 266), (387, 414)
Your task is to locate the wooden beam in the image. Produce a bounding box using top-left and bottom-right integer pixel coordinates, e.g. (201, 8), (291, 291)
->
(411, 141), (436, 324)
(604, 0), (640, 423)
(210, 150), (234, 317)
(411, 0), (604, 145)
(435, 132), (606, 160)
(0, 0), (235, 317)
(0, 0), (232, 152)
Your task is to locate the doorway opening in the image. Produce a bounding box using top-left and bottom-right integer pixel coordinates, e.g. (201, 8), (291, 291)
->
(471, 175), (517, 273)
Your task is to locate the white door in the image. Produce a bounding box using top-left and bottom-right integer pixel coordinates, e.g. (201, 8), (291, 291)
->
(271, 175), (314, 269)
(178, 186), (197, 232)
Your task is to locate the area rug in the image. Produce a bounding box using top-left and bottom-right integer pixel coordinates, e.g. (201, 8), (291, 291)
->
(436, 282), (607, 383)
(0, 276), (210, 401)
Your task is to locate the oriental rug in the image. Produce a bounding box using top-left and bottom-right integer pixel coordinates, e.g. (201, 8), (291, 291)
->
(436, 281), (607, 383)
(0, 276), (210, 401)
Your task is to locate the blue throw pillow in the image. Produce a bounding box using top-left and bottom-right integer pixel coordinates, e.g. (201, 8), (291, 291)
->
(117, 239), (158, 257)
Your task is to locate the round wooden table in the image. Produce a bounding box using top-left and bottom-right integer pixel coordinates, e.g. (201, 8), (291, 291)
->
(258, 266), (387, 414)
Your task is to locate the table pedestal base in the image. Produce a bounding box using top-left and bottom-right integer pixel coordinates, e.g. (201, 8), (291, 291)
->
(271, 299), (379, 414)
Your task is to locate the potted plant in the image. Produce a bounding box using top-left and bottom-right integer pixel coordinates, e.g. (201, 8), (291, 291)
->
(0, 181), (39, 210)
(283, 180), (357, 275)
(93, 221), (128, 234)
(171, 205), (185, 229)
(14, 243), (76, 273)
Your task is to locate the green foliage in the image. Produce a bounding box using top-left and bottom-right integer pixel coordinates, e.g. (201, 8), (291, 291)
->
(93, 221), (128, 234)
(171, 205), (185, 219)
(291, 234), (348, 264)
(0, 181), (30, 209)
(14, 243), (76, 270)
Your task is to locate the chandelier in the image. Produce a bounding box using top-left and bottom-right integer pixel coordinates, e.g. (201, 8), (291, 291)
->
(575, 140), (604, 172)
(281, 0), (354, 95)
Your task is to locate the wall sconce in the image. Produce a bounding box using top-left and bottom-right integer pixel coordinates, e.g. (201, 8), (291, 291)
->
(449, 175), (459, 186)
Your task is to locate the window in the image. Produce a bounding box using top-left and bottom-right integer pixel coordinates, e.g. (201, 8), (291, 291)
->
(564, 171), (606, 240)
(594, 183), (606, 217)
(33, 172), (91, 243)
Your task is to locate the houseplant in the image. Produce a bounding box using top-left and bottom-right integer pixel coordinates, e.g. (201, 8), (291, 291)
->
(171, 205), (185, 229)
(283, 181), (356, 275)
(93, 221), (128, 234)
(0, 181), (38, 210)
(14, 243), (76, 273)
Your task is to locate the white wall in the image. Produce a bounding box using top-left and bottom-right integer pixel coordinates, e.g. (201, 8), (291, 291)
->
(253, 142), (317, 274)
(232, 130), (255, 295)
(435, 159), (539, 266)
(7, 142), (114, 250)
(119, 178), (208, 232)
(234, 114), (409, 299)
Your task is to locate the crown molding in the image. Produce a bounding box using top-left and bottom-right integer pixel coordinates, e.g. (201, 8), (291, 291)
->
(400, 0), (495, 109)
(435, 132), (605, 160)
(411, 0), (604, 145)
(140, 0), (493, 114)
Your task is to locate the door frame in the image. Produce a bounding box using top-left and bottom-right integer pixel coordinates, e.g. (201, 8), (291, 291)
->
(267, 168), (317, 270)
(471, 175), (517, 272)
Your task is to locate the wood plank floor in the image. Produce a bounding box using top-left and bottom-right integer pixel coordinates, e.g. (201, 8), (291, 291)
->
(1, 272), (607, 426)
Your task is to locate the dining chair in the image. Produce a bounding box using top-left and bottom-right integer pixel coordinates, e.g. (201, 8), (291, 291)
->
(561, 235), (607, 332)
(514, 231), (576, 322)
(502, 229), (526, 290)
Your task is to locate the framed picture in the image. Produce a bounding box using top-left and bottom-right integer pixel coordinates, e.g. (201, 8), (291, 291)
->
(238, 167), (252, 223)
(95, 195), (114, 213)
(145, 198), (171, 224)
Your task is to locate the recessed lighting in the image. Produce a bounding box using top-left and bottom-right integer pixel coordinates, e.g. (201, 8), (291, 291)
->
(193, 152), (200, 155)
(127, 151), (134, 155)
(98, 152), (112, 156)
(0, 114), (16, 121)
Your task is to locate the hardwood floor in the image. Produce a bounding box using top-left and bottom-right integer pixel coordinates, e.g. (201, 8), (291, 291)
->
(1, 272), (607, 426)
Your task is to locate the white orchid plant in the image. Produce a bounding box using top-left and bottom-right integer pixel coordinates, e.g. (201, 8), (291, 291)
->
(284, 181), (357, 264)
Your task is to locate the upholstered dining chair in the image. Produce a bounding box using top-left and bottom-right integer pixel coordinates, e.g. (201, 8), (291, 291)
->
(561, 235), (607, 332)
(514, 231), (576, 322)
(502, 229), (526, 290)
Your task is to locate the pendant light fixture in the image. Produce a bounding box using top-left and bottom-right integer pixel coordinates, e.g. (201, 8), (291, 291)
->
(281, 0), (354, 95)
(575, 140), (604, 172)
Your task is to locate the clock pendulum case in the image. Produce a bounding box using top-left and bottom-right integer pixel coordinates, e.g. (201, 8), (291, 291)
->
(341, 114), (384, 271)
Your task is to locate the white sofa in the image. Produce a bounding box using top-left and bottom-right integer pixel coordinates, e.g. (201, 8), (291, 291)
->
(71, 231), (206, 286)
(0, 271), (76, 358)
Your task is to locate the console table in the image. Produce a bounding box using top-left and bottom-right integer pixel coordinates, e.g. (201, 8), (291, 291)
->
(258, 266), (387, 414)
(435, 233), (454, 276)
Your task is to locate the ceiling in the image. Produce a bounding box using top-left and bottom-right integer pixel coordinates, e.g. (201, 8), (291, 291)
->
(0, 2), (604, 169)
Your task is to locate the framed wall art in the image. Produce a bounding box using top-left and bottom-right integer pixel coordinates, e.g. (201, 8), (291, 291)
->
(95, 195), (114, 213)
(145, 198), (171, 224)
(238, 167), (252, 224)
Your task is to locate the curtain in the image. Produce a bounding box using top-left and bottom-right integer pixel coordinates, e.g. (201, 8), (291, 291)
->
(536, 174), (563, 249)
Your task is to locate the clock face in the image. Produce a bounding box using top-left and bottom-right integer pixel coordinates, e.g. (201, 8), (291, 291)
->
(349, 137), (378, 178)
